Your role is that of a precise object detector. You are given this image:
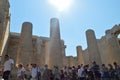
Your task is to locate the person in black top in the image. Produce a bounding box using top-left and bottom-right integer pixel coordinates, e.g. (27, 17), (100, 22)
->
(91, 61), (101, 80)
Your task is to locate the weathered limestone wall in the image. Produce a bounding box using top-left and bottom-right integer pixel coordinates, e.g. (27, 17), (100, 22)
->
(31, 37), (37, 64)
(82, 25), (120, 66)
(16, 22), (33, 65)
(6, 26), (65, 68)
(65, 57), (70, 66)
(110, 25), (120, 65)
(86, 29), (102, 65)
(7, 33), (49, 66)
(98, 25), (120, 65)
(76, 46), (85, 65)
(65, 56), (77, 67)
(97, 36), (116, 65)
(5, 33), (20, 64)
(36, 37), (43, 67)
(83, 49), (89, 65)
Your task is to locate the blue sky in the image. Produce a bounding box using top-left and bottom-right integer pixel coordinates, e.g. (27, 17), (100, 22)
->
(9, 0), (120, 56)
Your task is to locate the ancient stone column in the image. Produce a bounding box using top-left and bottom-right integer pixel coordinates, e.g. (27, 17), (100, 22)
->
(86, 29), (102, 65)
(76, 46), (84, 65)
(16, 22), (33, 66)
(0, 10), (7, 55)
(46, 18), (63, 69)
(0, 11), (4, 54)
(0, 0), (10, 57)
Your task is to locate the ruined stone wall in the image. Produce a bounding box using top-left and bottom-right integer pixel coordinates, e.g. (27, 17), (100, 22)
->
(97, 25), (120, 65)
(5, 33), (20, 64)
(83, 49), (89, 65)
(76, 46), (85, 65)
(65, 56), (77, 67)
(31, 37), (38, 64)
(83, 25), (120, 66)
(6, 32), (65, 67)
(97, 37), (115, 65)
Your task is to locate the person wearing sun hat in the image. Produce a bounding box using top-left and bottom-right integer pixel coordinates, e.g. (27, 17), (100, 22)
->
(2, 55), (14, 80)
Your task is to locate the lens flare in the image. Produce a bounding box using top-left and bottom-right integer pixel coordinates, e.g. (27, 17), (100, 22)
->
(49, 0), (72, 12)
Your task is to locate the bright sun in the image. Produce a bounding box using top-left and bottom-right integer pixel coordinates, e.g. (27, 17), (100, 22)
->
(49, 0), (72, 12)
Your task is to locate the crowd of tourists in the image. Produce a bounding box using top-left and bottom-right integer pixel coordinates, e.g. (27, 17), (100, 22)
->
(1, 54), (120, 80)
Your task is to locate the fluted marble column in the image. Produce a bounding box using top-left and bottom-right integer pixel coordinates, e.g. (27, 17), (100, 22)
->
(86, 29), (102, 65)
(46, 18), (63, 68)
(16, 22), (33, 66)
(77, 46), (84, 65)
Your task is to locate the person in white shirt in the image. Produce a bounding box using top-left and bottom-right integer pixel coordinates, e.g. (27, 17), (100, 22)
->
(30, 64), (40, 80)
(16, 64), (26, 80)
(78, 66), (85, 80)
(2, 55), (14, 80)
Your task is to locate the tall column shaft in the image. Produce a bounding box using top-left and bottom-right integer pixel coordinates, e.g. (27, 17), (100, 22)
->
(16, 22), (33, 65)
(46, 18), (63, 68)
(0, 0), (10, 59)
(77, 46), (84, 65)
(0, 11), (5, 55)
(86, 29), (102, 65)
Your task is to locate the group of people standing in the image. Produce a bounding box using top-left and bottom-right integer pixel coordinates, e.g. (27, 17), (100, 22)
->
(15, 63), (49, 80)
(1, 54), (120, 80)
(1, 54), (50, 80)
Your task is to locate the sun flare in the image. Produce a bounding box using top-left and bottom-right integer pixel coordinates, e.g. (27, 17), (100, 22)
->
(49, 0), (72, 12)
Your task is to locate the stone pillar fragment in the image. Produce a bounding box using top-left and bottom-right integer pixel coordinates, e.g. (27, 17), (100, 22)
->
(16, 22), (33, 65)
(46, 18), (63, 68)
(76, 46), (85, 65)
(86, 29), (102, 65)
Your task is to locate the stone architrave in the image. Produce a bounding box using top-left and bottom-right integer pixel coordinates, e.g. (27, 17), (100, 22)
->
(86, 29), (102, 65)
(46, 18), (63, 68)
(16, 22), (33, 65)
(76, 46), (85, 65)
